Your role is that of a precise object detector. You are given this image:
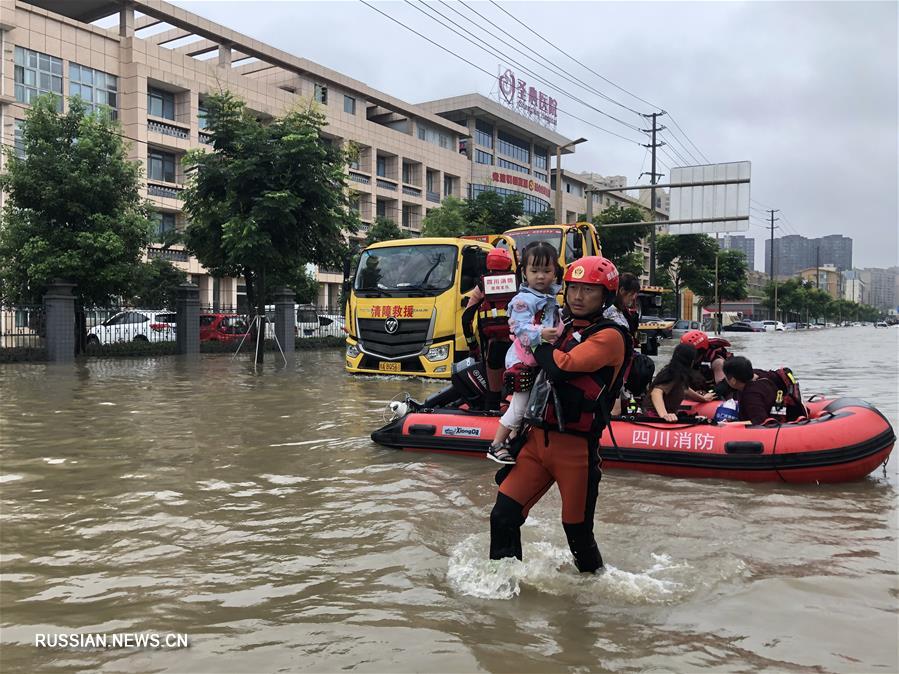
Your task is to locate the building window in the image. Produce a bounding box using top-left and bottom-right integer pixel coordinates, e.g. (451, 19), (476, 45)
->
(198, 104), (208, 130)
(69, 63), (117, 118)
(417, 123), (452, 150)
(534, 170), (548, 182)
(314, 83), (328, 104)
(497, 157), (529, 174)
(376, 156), (387, 178)
(469, 184), (550, 215)
(151, 212), (176, 240)
(14, 46), (63, 111)
(148, 149), (176, 183)
(147, 87), (175, 120)
(475, 119), (494, 148)
(13, 120), (26, 159)
(475, 149), (493, 165)
(376, 200), (386, 218)
(443, 176), (454, 198)
(534, 146), (548, 170)
(344, 95), (355, 115)
(349, 195), (360, 214)
(497, 129), (530, 164)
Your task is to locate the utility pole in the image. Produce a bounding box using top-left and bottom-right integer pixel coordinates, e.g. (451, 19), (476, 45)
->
(640, 112), (666, 285)
(768, 209), (779, 320)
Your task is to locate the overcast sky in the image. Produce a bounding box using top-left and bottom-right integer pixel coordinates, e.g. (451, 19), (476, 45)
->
(174, 0), (898, 271)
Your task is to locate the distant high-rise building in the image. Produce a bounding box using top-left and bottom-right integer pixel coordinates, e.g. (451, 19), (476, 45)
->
(718, 235), (756, 270)
(858, 267), (898, 311)
(764, 234), (853, 277)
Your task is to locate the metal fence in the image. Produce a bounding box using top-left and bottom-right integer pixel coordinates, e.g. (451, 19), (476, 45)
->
(0, 305), (45, 348)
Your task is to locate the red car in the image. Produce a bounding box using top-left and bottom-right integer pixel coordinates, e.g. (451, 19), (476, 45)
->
(200, 313), (250, 342)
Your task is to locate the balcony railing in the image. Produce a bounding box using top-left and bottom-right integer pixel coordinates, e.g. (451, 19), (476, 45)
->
(147, 118), (189, 140)
(426, 191), (440, 203)
(349, 172), (370, 185)
(147, 183), (184, 199)
(147, 246), (189, 262)
(199, 131), (213, 145)
(402, 185), (421, 197)
(376, 179), (397, 191)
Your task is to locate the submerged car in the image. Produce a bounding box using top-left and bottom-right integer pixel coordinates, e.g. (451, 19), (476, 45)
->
(200, 313), (249, 342)
(761, 320), (786, 332)
(722, 320), (764, 333)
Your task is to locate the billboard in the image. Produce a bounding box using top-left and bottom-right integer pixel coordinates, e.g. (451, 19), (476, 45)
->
(667, 161), (751, 234)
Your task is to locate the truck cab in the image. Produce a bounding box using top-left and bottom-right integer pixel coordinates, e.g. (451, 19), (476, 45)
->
(501, 222), (601, 271)
(345, 237), (492, 378)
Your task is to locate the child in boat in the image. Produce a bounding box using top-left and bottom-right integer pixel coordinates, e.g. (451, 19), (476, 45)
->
(643, 343), (716, 421)
(487, 241), (562, 464)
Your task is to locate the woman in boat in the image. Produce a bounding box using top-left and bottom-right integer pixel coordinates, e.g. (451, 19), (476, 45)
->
(489, 256), (631, 574)
(643, 343), (716, 421)
(723, 356), (807, 424)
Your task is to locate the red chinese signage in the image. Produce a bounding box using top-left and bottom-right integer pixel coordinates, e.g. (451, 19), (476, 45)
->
(371, 305), (415, 318)
(498, 68), (558, 130)
(491, 171), (552, 198)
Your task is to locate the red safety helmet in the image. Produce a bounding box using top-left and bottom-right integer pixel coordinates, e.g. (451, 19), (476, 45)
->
(680, 329), (709, 351)
(563, 256), (619, 294)
(486, 247), (513, 272)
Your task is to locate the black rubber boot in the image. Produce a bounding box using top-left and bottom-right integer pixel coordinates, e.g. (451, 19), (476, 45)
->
(563, 521), (603, 573)
(489, 492), (525, 561)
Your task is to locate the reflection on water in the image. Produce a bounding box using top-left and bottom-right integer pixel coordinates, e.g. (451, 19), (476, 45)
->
(1, 327), (897, 673)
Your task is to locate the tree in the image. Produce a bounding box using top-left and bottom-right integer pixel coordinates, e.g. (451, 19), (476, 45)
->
(182, 92), (356, 331)
(527, 208), (556, 227)
(365, 216), (407, 245)
(464, 190), (524, 235)
(655, 233), (719, 319)
(129, 258), (187, 309)
(0, 95), (151, 306)
(593, 204), (652, 268)
(421, 196), (469, 237)
(695, 249), (748, 308)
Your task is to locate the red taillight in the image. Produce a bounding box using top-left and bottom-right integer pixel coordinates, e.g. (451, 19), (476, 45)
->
(150, 323), (170, 331)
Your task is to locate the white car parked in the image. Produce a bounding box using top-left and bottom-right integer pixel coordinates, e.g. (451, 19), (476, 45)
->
(761, 320), (786, 332)
(86, 310), (177, 345)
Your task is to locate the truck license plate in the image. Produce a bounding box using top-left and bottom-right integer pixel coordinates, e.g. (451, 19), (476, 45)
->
(378, 361), (401, 373)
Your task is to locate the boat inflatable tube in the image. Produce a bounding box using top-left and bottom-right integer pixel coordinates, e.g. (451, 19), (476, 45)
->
(371, 397), (895, 484)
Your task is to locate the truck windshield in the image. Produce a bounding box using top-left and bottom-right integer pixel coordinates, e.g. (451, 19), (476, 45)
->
(355, 245), (457, 294)
(505, 228), (563, 259)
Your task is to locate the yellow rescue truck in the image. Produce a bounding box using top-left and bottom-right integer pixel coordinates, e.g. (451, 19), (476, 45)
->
(345, 237), (493, 378)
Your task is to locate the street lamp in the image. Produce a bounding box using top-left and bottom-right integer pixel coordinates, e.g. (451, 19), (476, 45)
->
(554, 137), (587, 223)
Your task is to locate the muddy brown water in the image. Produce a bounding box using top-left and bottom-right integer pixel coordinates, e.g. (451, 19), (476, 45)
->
(1, 327), (897, 673)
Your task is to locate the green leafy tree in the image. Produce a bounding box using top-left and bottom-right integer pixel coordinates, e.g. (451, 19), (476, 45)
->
(0, 95), (151, 306)
(695, 249), (748, 307)
(593, 204), (651, 261)
(527, 208), (556, 227)
(464, 190), (524, 235)
(655, 233), (719, 319)
(129, 258), (187, 309)
(365, 216), (407, 245)
(182, 92), (356, 330)
(421, 196), (469, 237)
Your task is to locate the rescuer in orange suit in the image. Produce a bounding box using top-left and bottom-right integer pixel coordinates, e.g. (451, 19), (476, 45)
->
(488, 256), (632, 573)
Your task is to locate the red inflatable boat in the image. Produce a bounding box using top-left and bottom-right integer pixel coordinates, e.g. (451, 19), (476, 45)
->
(371, 397), (895, 484)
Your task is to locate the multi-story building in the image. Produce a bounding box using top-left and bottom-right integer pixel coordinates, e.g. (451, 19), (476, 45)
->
(764, 234), (853, 278)
(799, 264), (842, 300)
(841, 270), (867, 304)
(2, 1), (591, 311)
(718, 235), (756, 270)
(858, 267), (898, 311)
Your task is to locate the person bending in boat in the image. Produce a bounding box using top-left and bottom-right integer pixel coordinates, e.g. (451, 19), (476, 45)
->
(487, 241), (562, 464)
(723, 356), (807, 424)
(681, 330), (734, 397)
(489, 256), (631, 573)
(643, 343), (716, 421)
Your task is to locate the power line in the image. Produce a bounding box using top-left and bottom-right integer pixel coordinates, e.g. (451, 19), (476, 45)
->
(357, 0), (644, 146)
(403, 0), (645, 134)
(453, 0), (645, 117)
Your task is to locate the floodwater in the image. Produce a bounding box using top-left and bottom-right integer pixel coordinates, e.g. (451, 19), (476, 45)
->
(1, 327), (897, 674)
